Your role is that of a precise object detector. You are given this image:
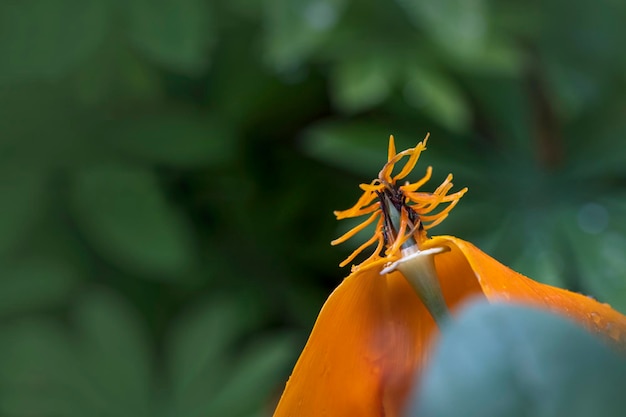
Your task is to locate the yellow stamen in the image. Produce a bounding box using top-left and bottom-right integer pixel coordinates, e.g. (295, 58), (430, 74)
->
(385, 210), (409, 256)
(332, 134), (466, 269)
(335, 204), (380, 219)
(359, 183), (385, 192)
(333, 189), (379, 219)
(331, 211), (380, 246)
(394, 223), (419, 253)
(387, 135), (396, 161)
(400, 166), (433, 192)
(422, 198), (464, 229)
(379, 148), (416, 182)
(392, 134), (430, 182)
(338, 229), (383, 268)
(353, 231), (386, 271)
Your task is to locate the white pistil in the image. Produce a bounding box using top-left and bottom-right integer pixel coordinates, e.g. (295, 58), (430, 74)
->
(380, 246), (447, 274)
(381, 245), (451, 327)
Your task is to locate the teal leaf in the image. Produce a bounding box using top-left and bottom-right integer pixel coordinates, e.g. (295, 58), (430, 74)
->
(407, 302), (626, 417)
(0, 0), (108, 82)
(70, 165), (194, 278)
(126, 0), (215, 73)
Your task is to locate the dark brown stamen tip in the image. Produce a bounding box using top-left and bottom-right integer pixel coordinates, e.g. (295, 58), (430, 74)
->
(377, 187), (422, 250)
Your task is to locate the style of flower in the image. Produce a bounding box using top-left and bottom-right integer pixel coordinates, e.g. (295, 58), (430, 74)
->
(273, 135), (626, 417)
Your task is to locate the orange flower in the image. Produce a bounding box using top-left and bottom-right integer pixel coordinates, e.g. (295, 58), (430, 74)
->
(273, 135), (626, 417)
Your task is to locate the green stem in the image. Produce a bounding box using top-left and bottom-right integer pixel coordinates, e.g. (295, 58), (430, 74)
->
(382, 197), (450, 327)
(396, 246), (451, 327)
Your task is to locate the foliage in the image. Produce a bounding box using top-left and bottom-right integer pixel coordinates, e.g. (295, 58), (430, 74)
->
(407, 301), (626, 417)
(1, 0), (626, 415)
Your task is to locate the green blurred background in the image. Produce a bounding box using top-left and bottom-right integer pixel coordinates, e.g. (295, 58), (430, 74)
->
(2, 0), (626, 416)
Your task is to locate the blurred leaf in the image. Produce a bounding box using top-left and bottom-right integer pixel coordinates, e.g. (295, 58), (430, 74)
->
(0, 256), (78, 317)
(126, 0), (215, 73)
(72, 42), (164, 105)
(264, 0), (347, 71)
(539, 0), (626, 119)
(167, 297), (256, 400)
(225, 0), (265, 19)
(407, 302), (626, 417)
(71, 164), (194, 278)
(491, 1), (541, 41)
(435, 199), (505, 242)
(0, 85), (92, 170)
(465, 75), (533, 151)
(73, 289), (153, 417)
(564, 98), (626, 179)
(472, 206), (570, 289)
(0, 0), (108, 82)
(561, 200), (626, 314)
(542, 62), (602, 120)
(510, 234), (566, 289)
(404, 66), (471, 132)
(396, 0), (487, 60)
(452, 38), (524, 76)
(0, 291), (155, 417)
(208, 333), (298, 417)
(331, 55), (396, 112)
(109, 111), (235, 168)
(209, 30), (328, 131)
(167, 296), (295, 417)
(0, 165), (47, 256)
(0, 320), (90, 417)
(301, 120), (420, 176)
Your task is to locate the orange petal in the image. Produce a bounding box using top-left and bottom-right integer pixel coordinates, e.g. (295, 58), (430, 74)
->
(273, 268), (437, 417)
(274, 234), (626, 417)
(425, 235), (626, 345)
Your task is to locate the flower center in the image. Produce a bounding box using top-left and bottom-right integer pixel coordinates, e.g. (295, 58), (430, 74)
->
(331, 134), (466, 271)
(377, 187), (423, 251)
